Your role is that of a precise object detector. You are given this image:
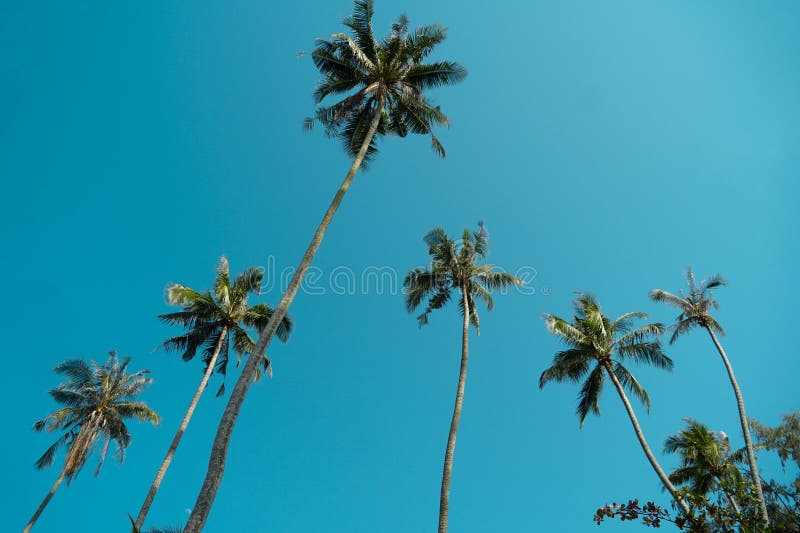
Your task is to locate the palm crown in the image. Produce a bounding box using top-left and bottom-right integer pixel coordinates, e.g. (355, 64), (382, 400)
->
(649, 267), (727, 344)
(664, 419), (745, 495)
(33, 353), (159, 482)
(404, 222), (521, 332)
(305, 0), (467, 164)
(160, 256), (293, 394)
(539, 293), (673, 426)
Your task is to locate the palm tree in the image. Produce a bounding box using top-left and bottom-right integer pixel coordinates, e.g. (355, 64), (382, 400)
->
(539, 293), (692, 517)
(184, 2), (465, 531)
(664, 419), (746, 514)
(133, 256), (292, 531)
(650, 268), (769, 525)
(24, 353), (159, 533)
(404, 222), (521, 533)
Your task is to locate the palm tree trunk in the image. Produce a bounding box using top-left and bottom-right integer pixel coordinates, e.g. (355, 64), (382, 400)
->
(22, 468), (67, 533)
(183, 99), (385, 533)
(134, 327), (229, 531)
(724, 490), (741, 515)
(704, 326), (769, 525)
(603, 362), (692, 518)
(438, 286), (471, 533)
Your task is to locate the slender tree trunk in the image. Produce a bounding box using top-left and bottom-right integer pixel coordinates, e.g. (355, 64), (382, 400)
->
(183, 99), (385, 533)
(438, 286), (471, 533)
(724, 490), (741, 515)
(603, 362), (693, 518)
(22, 468), (67, 533)
(133, 327), (229, 531)
(704, 326), (769, 525)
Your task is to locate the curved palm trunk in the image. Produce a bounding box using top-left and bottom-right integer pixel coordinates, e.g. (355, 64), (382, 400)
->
(438, 286), (471, 533)
(134, 327), (229, 531)
(704, 326), (769, 525)
(603, 363), (692, 518)
(183, 100), (385, 533)
(24, 419), (97, 532)
(22, 468), (67, 533)
(724, 490), (741, 515)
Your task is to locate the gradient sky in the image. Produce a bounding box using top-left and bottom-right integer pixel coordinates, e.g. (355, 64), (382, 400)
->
(3, 1), (798, 532)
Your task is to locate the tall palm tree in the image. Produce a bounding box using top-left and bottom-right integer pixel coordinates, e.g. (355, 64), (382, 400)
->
(133, 256), (292, 531)
(664, 419), (746, 514)
(539, 293), (692, 518)
(404, 222), (521, 533)
(650, 268), (769, 525)
(184, 2), (465, 531)
(24, 354), (159, 533)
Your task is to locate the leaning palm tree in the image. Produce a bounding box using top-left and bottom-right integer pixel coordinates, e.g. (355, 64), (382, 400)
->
(539, 293), (692, 518)
(404, 222), (521, 533)
(133, 256), (292, 531)
(664, 419), (746, 514)
(24, 354), (159, 533)
(650, 268), (769, 525)
(183, 2), (465, 531)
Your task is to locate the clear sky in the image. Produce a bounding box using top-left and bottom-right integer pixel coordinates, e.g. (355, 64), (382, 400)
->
(3, 1), (798, 531)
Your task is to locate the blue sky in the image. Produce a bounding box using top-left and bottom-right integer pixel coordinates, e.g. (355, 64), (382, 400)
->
(3, 1), (798, 531)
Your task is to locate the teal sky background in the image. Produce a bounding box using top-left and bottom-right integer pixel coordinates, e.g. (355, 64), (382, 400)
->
(3, 1), (798, 531)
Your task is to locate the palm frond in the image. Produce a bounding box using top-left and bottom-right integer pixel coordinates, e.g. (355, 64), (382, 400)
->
(52, 359), (94, 388)
(406, 23), (448, 60)
(577, 365), (604, 427)
(243, 304), (293, 343)
(342, 0), (377, 62)
(613, 363), (651, 412)
(539, 349), (593, 387)
(543, 314), (587, 348)
(668, 318), (697, 344)
(405, 61), (467, 89)
(233, 267), (263, 298)
(477, 271), (522, 291)
(701, 273), (727, 291)
(614, 323), (663, 347)
(649, 289), (688, 311)
(616, 341), (674, 370)
(612, 311), (649, 333)
(164, 284), (211, 307)
(403, 268), (441, 312)
(34, 432), (72, 470)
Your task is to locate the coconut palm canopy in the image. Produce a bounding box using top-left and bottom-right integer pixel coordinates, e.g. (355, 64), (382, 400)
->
(7, 0), (798, 531)
(649, 267), (726, 344)
(304, 0), (467, 164)
(160, 255), (293, 394)
(539, 293), (673, 426)
(23, 354), (159, 532)
(404, 222), (521, 332)
(33, 353), (159, 480)
(664, 419), (745, 495)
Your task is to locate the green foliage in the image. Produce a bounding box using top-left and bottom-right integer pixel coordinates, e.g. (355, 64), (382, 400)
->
(33, 353), (159, 482)
(129, 515), (184, 533)
(539, 293), (672, 426)
(596, 413), (800, 532)
(649, 267), (726, 344)
(403, 222), (521, 331)
(664, 419), (745, 499)
(752, 412), (800, 532)
(160, 255), (293, 395)
(305, 0), (466, 164)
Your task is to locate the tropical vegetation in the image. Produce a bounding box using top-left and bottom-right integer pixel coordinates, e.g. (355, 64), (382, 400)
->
(539, 293), (692, 518)
(182, 1), (466, 530)
(650, 268), (769, 524)
(24, 354), (159, 533)
(16, 2), (795, 533)
(133, 256), (292, 531)
(404, 222), (521, 532)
